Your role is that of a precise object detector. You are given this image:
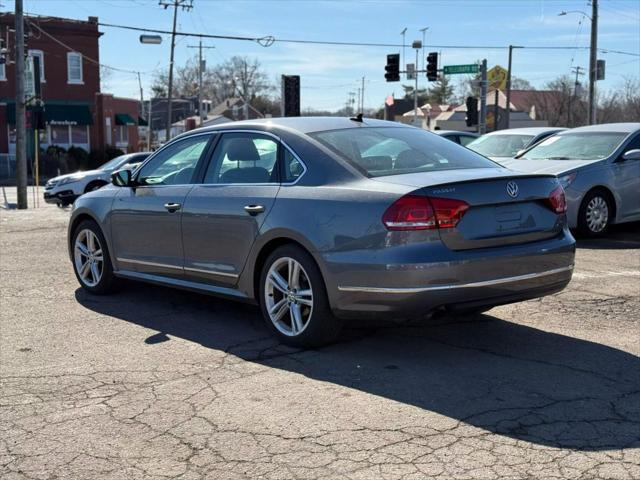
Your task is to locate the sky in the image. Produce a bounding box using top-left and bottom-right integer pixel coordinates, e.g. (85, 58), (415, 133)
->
(12, 0), (640, 111)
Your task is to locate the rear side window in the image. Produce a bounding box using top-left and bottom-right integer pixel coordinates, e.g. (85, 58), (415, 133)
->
(205, 133), (279, 184)
(309, 127), (497, 177)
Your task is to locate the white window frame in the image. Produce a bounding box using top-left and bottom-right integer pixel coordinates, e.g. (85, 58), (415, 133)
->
(28, 49), (45, 82)
(115, 125), (129, 148)
(66, 52), (83, 84)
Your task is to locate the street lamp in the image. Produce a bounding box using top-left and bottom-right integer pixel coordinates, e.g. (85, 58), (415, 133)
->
(419, 27), (429, 72)
(558, 5), (598, 125)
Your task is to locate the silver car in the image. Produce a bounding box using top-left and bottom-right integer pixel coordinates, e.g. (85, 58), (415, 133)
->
(467, 127), (567, 161)
(68, 118), (575, 346)
(501, 123), (640, 236)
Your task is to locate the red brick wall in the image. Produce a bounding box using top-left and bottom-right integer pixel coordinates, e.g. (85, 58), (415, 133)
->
(96, 94), (141, 153)
(0, 14), (101, 102)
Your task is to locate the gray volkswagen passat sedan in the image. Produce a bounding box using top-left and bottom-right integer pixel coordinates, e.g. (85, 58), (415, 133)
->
(68, 118), (575, 347)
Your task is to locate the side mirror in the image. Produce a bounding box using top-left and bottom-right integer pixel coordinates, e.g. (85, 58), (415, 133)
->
(111, 169), (133, 187)
(621, 149), (640, 161)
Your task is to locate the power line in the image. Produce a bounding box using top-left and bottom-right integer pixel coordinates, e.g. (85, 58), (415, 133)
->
(94, 20), (640, 56)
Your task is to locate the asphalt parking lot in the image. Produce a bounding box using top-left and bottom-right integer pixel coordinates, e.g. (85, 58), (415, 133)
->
(1, 194), (639, 480)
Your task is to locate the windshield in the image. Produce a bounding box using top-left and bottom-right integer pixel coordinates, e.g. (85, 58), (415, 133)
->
(308, 127), (497, 177)
(99, 155), (129, 171)
(520, 132), (628, 160)
(467, 134), (535, 158)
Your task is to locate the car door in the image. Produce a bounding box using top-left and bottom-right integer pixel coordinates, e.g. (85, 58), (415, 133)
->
(612, 133), (640, 220)
(181, 132), (283, 286)
(110, 133), (214, 277)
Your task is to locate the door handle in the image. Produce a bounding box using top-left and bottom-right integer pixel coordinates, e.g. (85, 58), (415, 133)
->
(164, 202), (181, 212)
(244, 204), (265, 215)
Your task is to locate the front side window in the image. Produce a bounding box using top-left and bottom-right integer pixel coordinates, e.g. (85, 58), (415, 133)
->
(204, 133), (279, 184)
(137, 134), (211, 185)
(520, 132), (629, 161)
(309, 127), (497, 177)
(466, 134), (535, 158)
(67, 52), (83, 84)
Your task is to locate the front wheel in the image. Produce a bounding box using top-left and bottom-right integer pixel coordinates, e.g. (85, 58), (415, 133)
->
(259, 245), (343, 347)
(72, 219), (119, 294)
(578, 190), (612, 237)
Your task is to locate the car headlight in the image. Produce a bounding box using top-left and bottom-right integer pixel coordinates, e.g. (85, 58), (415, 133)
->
(558, 172), (577, 189)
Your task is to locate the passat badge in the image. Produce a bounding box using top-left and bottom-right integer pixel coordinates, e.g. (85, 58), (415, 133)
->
(506, 181), (519, 198)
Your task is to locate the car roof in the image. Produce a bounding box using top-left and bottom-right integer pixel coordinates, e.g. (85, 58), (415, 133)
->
(558, 123), (640, 134)
(483, 127), (568, 136)
(189, 116), (413, 135)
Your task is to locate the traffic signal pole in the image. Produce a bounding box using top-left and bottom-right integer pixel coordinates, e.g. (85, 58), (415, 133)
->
(15, 0), (28, 209)
(413, 47), (419, 126)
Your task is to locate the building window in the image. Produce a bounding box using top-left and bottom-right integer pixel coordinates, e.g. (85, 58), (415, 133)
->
(115, 125), (129, 146)
(0, 61), (6, 81)
(67, 52), (83, 84)
(28, 50), (45, 82)
(51, 125), (70, 144)
(71, 125), (88, 144)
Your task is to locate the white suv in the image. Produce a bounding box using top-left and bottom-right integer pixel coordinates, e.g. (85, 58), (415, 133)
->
(44, 152), (150, 206)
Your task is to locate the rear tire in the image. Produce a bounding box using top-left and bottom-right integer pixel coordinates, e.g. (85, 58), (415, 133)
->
(71, 219), (119, 294)
(578, 189), (612, 237)
(259, 245), (343, 347)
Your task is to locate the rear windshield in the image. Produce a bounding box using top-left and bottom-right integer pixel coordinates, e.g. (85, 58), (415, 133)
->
(467, 134), (535, 158)
(520, 132), (629, 160)
(308, 127), (497, 177)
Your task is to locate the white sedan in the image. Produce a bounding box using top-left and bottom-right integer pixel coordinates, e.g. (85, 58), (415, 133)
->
(44, 152), (150, 206)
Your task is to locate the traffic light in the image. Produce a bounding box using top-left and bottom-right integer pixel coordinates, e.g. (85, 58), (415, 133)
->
(385, 54), (400, 82)
(426, 52), (438, 81)
(281, 75), (300, 117)
(465, 96), (478, 127)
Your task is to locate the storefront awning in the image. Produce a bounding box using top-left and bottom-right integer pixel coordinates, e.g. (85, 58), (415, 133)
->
(115, 113), (136, 126)
(6, 102), (93, 125)
(138, 116), (148, 126)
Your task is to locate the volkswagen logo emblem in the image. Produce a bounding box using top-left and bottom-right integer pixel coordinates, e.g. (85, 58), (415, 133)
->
(506, 181), (519, 198)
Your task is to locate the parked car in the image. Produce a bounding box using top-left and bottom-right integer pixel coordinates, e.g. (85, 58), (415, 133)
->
(68, 118), (575, 346)
(466, 127), (567, 161)
(44, 152), (151, 207)
(434, 130), (479, 146)
(500, 123), (640, 237)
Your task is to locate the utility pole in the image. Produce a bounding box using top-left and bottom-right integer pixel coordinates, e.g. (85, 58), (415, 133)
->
(479, 59), (488, 134)
(187, 42), (215, 127)
(505, 45), (515, 130)
(569, 66), (585, 127)
(400, 28), (407, 69)
(360, 76), (365, 112)
(413, 46), (419, 126)
(588, 0), (598, 125)
(419, 27), (429, 71)
(15, 0), (27, 209)
(159, 0), (193, 143)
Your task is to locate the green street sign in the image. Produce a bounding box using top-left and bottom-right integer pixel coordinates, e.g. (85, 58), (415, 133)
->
(443, 64), (479, 75)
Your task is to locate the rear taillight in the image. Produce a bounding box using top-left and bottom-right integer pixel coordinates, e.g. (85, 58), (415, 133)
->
(383, 195), (469, 231)
(545, 186), (567, 214)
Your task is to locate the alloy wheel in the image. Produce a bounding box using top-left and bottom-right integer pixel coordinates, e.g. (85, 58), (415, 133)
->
(585, 196), (609, 233)
(264, 257), (314, 337)
(74, 229), (104, 287)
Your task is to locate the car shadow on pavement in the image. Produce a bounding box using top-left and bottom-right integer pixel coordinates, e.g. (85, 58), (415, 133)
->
(574, 221), (640, 250)
(75, 283), (640, 452)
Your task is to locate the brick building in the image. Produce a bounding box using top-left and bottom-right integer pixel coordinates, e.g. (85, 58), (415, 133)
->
(0, 13), (141, 159)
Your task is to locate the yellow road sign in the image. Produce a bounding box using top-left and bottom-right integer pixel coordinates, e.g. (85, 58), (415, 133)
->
(487, 65), (508, 91)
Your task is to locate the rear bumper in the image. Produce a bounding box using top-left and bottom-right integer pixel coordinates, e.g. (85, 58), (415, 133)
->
(326, 230), (575, 318)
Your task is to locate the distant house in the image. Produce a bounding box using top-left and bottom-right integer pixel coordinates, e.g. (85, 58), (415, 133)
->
(209, 97), (264, 121)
